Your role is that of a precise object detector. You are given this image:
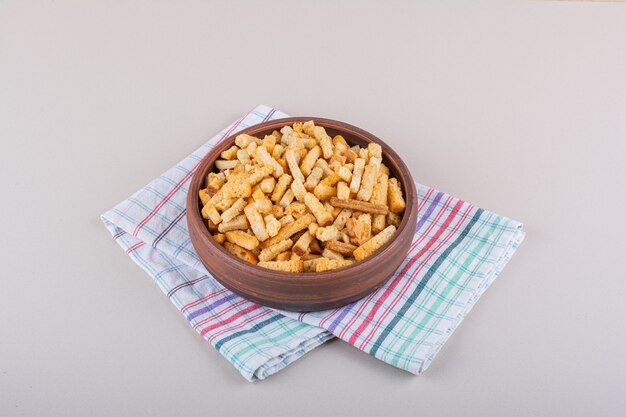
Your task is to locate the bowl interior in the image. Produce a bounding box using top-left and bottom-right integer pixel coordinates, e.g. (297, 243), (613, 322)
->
(190, 117), (417, 283)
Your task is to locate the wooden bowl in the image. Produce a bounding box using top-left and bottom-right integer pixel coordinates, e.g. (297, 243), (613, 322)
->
(187, 118), (418, 312)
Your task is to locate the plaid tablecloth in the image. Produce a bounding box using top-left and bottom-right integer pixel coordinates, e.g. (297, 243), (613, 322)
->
(101, 105), (525, 381)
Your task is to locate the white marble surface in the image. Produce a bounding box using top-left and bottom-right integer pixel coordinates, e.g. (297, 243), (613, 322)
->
(1, 2), (625, 416)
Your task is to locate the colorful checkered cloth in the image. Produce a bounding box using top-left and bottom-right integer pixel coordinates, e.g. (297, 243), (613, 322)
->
(101, 105), (525, 381)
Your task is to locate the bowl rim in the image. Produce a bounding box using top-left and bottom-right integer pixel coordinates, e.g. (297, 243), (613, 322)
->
(186, 117), (417, 283)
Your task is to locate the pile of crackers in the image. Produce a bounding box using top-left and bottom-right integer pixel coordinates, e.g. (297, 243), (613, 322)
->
(199, 121), (406, 273)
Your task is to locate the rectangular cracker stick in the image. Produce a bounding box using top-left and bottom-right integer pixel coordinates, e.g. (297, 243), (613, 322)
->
(357, 213), (372, 244)
(271, 143), (285, 160)
(279, 125), (295, 145)
(223, 242), (258, 265)
(387, 178), (406, 213)
(285, 149), (305, 183)
(337, 166), (352, 182)
(329, 153), (346, 168)
(253, 198), (273, 214)
(337, 181), (350, 200)
(304, 192), (334, 226)
(349, 158), (366, 193)
(300, 145), (321, 177)
(221, 197), (246, 223)
(353, 225), (397, 261)
(244, 205), (269, 242)
(314, 185), (337, 202)
(271, 174), (292, 203)
(275, 251), (292, 262)
(270, 205), (284, 218)
(319, 133), (334, 159)
(333, 134), (348, 146)
(277, 158), (288, 172)
(329, 197), (388, 215)
(233, 162), (246, 175)
(387, 211), (402, 227)
(379, 163), (390, 176)
(217, 214), (248, 233)
(255, 146), (283, 177)
(201, 204), (221, 224)
(314, 159), (333, 177)
(247, 165), (272, 186)
(257, 259), (304, 273)
(356, 164), (377, 201)
(316, 226), (341, 242)
(214, 233), (226, 244)
(220, 145), (239, 160)
(302, 120), (316, 136)
(322, 248), (344, 260)
(301, 137), (317, 149)
(292, 121), (303, 133)
(371, 173), (389, 233)
(264, 214), (281, 237)
(206, 173), (225, 195)
(313, 173), (341, 201)
(301, 253), (321, 261)
(261, 213), (314, 249)
(236, 149), (251, 165)
(368, 156), (381, 171)
(333, 141), (348, 158)
(235, 133), (262, 148)
(332, 209), (352, 229)
(258, 239), (293, 262)
(290, 177), (307, 202)
(199, 189), (210, 206)
(251, 187), (265, 201)
(319, 172), (341, 187)
(278, 189), (295, 208)
(342, 148), (357, 163)
(245, 142), (257, 157)
(214, 196), (234, 211)
(260, 177), (276, 193)
(279, 214), (295, 227)
(225, 230), (260, 251)
(206, 170), (224, 183)
(304, 166), (323, 191)
(263, 135), (276, 153)
(346, 217), (369, 246)
(215, 160), (239, 170)
(324, 240), (358, 257)
(292, 232), (314, 256)
(285, 202), (307, 217)
(303, 257), (324, 272)
(315, 258), (354, 272)
(222, 178), (252, 199)
(367, 143), (382, 159)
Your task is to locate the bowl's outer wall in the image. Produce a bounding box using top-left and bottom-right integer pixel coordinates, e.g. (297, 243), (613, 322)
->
(187, 118), (418, 311)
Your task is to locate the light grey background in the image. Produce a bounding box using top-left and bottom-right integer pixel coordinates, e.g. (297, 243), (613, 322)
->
(1, 2), (625, 416)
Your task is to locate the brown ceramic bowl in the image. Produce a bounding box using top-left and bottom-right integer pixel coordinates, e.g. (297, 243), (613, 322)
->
(187, 117), (418, 312)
